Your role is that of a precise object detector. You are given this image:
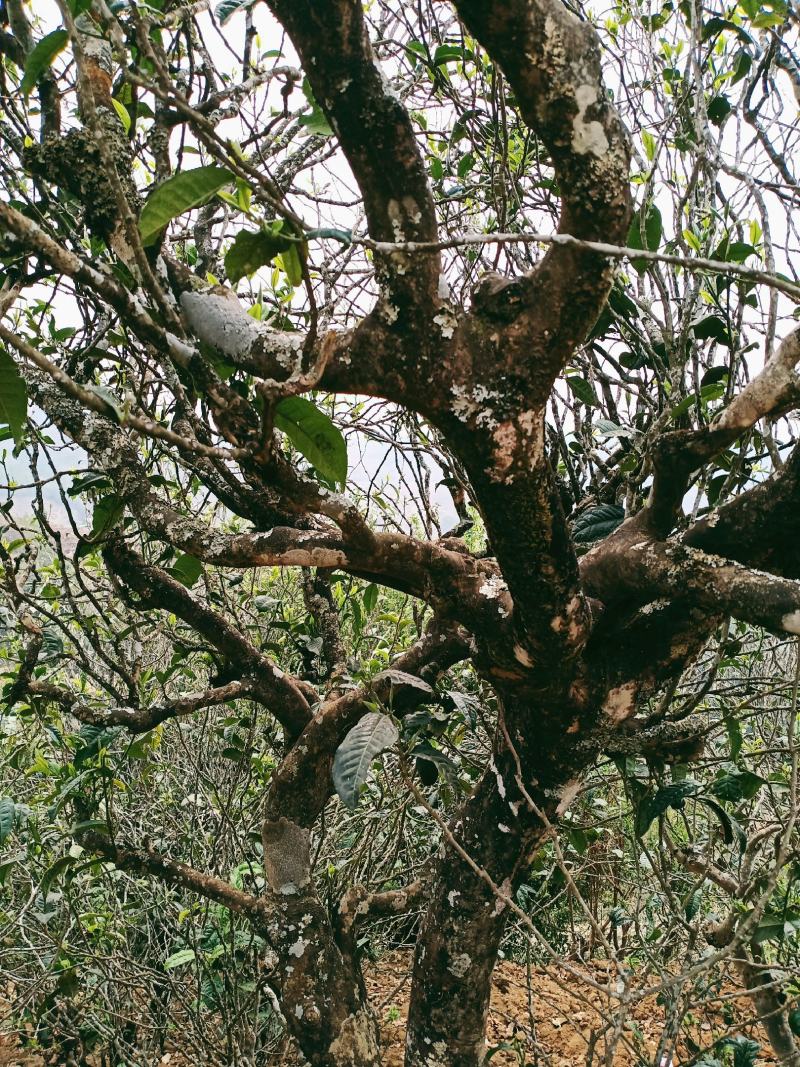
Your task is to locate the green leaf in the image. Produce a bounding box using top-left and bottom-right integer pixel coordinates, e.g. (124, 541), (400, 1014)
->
(0, 347), (27, 444)
(21, 30), (69, 98)
(0, 797), (15, 845)
(723, 714), (743, 761)
(111, 97), (131, 133)
(627, 204), (663, 274)
(278, 243), (305, 287)
(720, 1036), (761, 1067)
(710, 768), (768, 803)
(571, 504), (625, 544)
(225, 228), (293, 284)
(332, 712), (399, 809)
(170, 554), (203, 588)
(90, 495), (125, 540)
(274, 396), (347, 487)
(697, 796), (747, 852)
(84, 383), (125, 422)
(40, 855), (76, 900)
(789, 1008), (800, 1037)
(566, 375), (597, 406)
(164, 948), (197, 970)
(139, 166), (234, 245)
(215, 0), (257, 23)
(635, 779), (702, 836)
(755, 909), (797, 943)
(362, 583), (378, 614)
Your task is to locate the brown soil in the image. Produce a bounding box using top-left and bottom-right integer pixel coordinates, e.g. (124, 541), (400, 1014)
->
(1, 952), (780, 1066)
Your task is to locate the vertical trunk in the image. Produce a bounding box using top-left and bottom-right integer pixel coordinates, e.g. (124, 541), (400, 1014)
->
(405, 734), (586, 1067)
(261, 816), (381, 1067)
(738, 948), (800, 1067)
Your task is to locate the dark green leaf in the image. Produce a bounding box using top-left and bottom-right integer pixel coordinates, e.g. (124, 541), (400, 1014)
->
(572, 504), (625, 544)
(720, 1036), (761, 1067)
(627, 204), (663, 274)
(789, 1008), (800, 1037)
(566, 375), (597, 406)
(710, 768), (768, 803)
(171, 554), (203, 588)
(635, 779), (701, 836)
(274, 396), (347, 487)
(697, 796), (747, 852)
(215, 0), (257, 24)
(21, 30), (68, 98)
(224, 227), (293, 285)
(139, 166), (234, 245)
(0, 347), (27, 444)
(707, 95), (731, 126)
(332, 712), (399, 809)
(90, 495), (125, 540)
(84, 383), (125, 422)
(0, 797), (15, 845)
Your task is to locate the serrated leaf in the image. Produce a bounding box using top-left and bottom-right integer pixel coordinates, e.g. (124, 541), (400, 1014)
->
(164, 948), (197, 970)
(0, 347), (27, 444)
(0, 797), (16, 845)
(571, 504), (624, 544)
(21, 30), (68, 97)
(274, 396), (347, 487)
(139, 166), (234, 246)
(225, 228), (293, 284)
(170, 553), (203, 588)
(332, 712), (399, 809)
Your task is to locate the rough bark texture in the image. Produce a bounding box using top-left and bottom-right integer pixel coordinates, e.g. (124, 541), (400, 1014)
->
(3, 0), (800, 1063)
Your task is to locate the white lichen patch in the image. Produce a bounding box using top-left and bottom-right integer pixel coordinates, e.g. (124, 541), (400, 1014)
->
(433, 308), (457, 340)
(572, 84), (610, 157)
(782, 610), (800, 634)
(287, 937), (307, 958)
(498, 823), (511, 833)
(447, 890), (461, 907)
(602, 682), (637, 723)
(479, 574), (509, 600)
(447, 953), (472, 978)
(490, 756), (507, 799)
(490, 420), (518, 481)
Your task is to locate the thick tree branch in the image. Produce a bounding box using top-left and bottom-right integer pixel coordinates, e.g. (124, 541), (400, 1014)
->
(265, 0), (440, 309)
